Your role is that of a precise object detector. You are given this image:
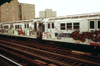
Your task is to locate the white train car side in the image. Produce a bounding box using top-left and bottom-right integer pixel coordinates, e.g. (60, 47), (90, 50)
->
(0, 12), (100, 48)
(0, 19), (42, 39)
(42, 14), (100, 47)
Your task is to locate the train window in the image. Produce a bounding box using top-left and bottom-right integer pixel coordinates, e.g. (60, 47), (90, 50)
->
(18, 25), (19, 29)
(73, 23), (79, 30)
(25, 24), (26, 28)
(60, 23), (65, 30)
(15, 25), (18, 29)
(4, 26), (8, 29)
(27, 24), (29, 28)
(98, 21), (100, 29)
(1, 25), (3, 28)
(34, 22), (37, 31)
(67, 23), (72, 30)
(0, 25), (2, 28)
(48, 23), (50, 29)
(25, 24), (29, 28)
(15, 25), (17, 29)
(39, 23), (41, 26)
(15, 25), (21, 29)
(42, 24), (45, 32)
(90, 21), (94, 29)
(52, 23), (54, 28)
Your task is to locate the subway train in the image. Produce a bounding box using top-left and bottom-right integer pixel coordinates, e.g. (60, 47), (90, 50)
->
(0, 12), (100, 53)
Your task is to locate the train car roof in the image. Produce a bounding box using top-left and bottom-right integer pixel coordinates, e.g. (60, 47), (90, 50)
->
(45, 12), (100, 20)
(42, 12), (100, 23)
(0, 19), (42, 24)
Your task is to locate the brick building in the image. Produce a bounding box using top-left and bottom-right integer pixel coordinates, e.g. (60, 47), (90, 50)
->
(0, 0), (35, 22)
(0, 0), (19, 22)
(19, 3), (35, 20)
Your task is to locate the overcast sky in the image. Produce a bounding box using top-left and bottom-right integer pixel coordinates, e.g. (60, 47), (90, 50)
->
(18, 0), (100, 18)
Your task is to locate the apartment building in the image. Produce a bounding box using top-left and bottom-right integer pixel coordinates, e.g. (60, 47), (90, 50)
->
(0, 0), (35, 22)
(19, 3), (35, 20)
(0, 0), (19, 22)
(39, 9), (56, 18)
(39, 11), (45, 18)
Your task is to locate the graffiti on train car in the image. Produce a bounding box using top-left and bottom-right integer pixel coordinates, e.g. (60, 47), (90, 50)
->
(55, 33), (72, 39)
(18, 29), (25, 35)
(43, 32), (51, 38)
(72, 31), (100, 42)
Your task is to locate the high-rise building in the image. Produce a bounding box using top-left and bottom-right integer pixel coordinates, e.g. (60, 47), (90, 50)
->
(52, 11), (56, 17)
(19, 3), (35, 20)
(0, 0), (19, 22)
(39, 9), (56, 18)
(0, 0), (35, 22)
(45, 9), (52, 18)
(39, 11), (45, 18)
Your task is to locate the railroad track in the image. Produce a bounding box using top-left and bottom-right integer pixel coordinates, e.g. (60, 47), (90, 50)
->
(0, 40), (100, 66)
(0, 37), (100, 61)
(0, 54), (22, 66)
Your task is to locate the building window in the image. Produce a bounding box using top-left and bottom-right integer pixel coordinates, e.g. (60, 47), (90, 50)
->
(90, 21), (94, 29)
(67, 23), (72, 30)
(73, 23), (79, 30)
(98, 21), (100, 29)
(60, 23), (65, 30)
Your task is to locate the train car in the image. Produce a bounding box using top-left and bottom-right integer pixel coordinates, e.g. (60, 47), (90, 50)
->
(0, 19), (42, 39)
(0, 12), (100, 53)
(42, 13), (100, 49)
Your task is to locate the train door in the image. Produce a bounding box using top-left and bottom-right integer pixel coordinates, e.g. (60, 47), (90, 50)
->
(37, 23), (43, 39)
(34, 22), (42, 39)
(34, 22), (37, 32)
(42, 23), (45, 32)
(24, 23), (29, 35)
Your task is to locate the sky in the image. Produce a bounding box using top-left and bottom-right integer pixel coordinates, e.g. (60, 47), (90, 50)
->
(18, 0), (100, 18)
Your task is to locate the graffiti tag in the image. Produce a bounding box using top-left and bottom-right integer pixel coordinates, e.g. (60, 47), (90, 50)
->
(72, 31), (100, 42)
(18, 29), (25, 35)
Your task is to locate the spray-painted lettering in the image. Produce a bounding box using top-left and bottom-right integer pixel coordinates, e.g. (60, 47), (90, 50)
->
(72, 31), (100, 42)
